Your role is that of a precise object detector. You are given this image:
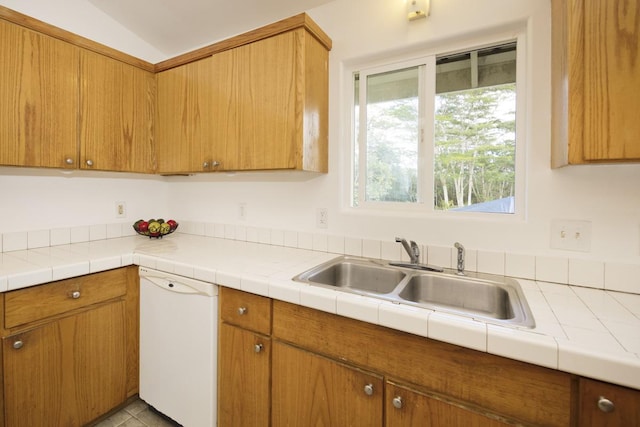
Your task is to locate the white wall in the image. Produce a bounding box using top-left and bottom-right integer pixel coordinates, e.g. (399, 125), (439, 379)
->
(1, 0), (639, 264)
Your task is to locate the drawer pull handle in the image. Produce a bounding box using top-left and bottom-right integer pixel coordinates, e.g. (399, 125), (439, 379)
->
(254, 344), (263, 353)
(238, 307), (247, 315)
(364, 384), (374, 396)
(392, 396), (403, 409)
(13, 340), (23, 350)
(598, 396), (615, 413)
(71, 291), (81, 299)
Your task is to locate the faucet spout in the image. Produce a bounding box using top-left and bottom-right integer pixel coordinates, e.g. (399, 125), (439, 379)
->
(454, 242), (465, 275)
(396, 237), (420, 264)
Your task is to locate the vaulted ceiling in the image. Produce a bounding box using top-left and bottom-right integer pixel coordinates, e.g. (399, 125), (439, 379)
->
(88, 0), (335, 57)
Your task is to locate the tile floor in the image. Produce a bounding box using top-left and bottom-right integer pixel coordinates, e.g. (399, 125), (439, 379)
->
(92, 399), (181, 427)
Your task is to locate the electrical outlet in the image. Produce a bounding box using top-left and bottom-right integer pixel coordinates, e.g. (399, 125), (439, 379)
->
(238, 203), (247, 221)
(550, 219), (591, 252)
(115, 201), (126, 218)
(316, 208), (328, 229)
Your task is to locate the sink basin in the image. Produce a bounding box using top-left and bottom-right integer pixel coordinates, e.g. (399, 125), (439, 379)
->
(293, 256), (535, 328)
(293, 257), (406, 295)
(398, 274), (520, 321)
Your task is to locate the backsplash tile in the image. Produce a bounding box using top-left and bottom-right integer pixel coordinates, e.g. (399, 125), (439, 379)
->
(28, 229), (50, 249)
(3, 232), (27, 252)
(605, 263), (640, 294)
(428, 245), (452, 269)
(536, 256), (568, 284)
(89, 224), (107, 241)
(569, 259), (604, 289)
(477, 250), (505, 275)
(362, 239), (381, 259)
(344, 238), (362, 256)
(505, 253), (536, 280)
(70, 226), (89, 244)
(312, 234), (328, 252)
(327, 235), (345, 254)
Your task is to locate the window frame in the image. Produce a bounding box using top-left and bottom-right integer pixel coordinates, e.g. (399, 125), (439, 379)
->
(343, 28), (528, 221)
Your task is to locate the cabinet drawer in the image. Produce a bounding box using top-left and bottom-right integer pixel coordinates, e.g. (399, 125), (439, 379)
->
(220, 287), (271, 335)
(4, 268), (128, 329)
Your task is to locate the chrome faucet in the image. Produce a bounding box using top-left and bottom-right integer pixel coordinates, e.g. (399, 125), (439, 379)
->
(396, 237), (420, 264)
(454, 242), (465, 275)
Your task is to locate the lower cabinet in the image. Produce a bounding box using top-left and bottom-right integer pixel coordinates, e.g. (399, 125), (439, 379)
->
(218, 323), (271, 426)
(272, 341), (383, 427)
(220, 289), (640, 427)
(0, 267), (139, 427)
(3, 302), (126, 426)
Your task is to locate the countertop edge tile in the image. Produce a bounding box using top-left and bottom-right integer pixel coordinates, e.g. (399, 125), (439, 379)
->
(557, 339), (640, 390)
(487, 325), (559, 369)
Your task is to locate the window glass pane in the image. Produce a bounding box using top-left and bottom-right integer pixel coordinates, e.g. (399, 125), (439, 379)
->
(364, 67), (420, 203)
(434, 43), (516, 214)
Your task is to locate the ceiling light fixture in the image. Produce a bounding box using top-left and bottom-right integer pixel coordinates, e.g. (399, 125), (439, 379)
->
(407, 0), (430, 21)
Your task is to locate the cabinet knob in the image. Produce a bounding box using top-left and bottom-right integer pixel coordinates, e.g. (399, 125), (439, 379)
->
(85, 159), (94, 167)
(212, 160), (220, 167)
(392, 396), (403, 409)
(203, 161), (209, 169)
(71, 291), (81, 299)
(65, 157), (74, 165)
(364, 384), (374, 396)
(254, 344), (263, 353)
(598, 396), (615, 413)
(13, 340), (23, 350)
(238, 307), (247, 315)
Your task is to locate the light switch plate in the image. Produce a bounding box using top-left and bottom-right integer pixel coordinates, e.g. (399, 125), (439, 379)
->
(550, 219), (591, 252)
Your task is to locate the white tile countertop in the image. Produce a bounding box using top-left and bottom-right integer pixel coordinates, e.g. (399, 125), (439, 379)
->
(0, 233), (638, 391)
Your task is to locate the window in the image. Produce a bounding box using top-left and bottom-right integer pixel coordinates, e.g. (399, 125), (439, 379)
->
(352, 39), (522, 215)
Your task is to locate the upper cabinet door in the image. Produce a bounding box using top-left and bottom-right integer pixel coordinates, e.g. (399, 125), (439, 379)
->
(80, 51), (156, 173)
(236, 31), (298, 171)
(581, 0), (640, 161)
(156, 57), (216, 174)
(0, 20), (79, 168)
(552, 0), (640, 166)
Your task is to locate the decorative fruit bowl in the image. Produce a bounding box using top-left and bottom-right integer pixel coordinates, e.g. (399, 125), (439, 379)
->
(133, 219), (179, 238)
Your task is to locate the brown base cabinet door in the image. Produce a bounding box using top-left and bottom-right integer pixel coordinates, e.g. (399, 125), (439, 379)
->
(579, 378), (640, 426)
(385, 382), (511, 427)
(218, 323), (271, 427)
(2, 301), (127, 427)
(272, 341), (383, 427)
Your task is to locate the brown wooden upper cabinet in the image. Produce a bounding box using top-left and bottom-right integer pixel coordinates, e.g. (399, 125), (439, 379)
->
(552, 0), (640, 166)
(80, 50), (157, 173)
(156, 20), (330, 174)
(0, 19), (79, 169)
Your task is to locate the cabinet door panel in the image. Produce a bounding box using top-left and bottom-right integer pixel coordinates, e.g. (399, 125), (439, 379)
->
(272, 341), (383, 427)
(236, 31), (298, 170)
(218, 323), (270, 427)
(582, 0), (640, 161)
(80, 50), (156, 172)
(156, 57), (214, 174)
(0, 20), (78, 168)
(3, 301), (126, 427)
(579, 378), (640, 426)
(386, 382), (510, 427)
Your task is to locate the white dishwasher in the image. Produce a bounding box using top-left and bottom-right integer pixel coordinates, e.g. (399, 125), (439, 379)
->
(139, 267), (218, 427)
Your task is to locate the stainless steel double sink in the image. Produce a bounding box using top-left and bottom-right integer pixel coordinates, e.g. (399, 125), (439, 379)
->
(293, 256), (535, 328)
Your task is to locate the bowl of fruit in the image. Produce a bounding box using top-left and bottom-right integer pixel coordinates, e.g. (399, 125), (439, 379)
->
(133, 219), (178, 238)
